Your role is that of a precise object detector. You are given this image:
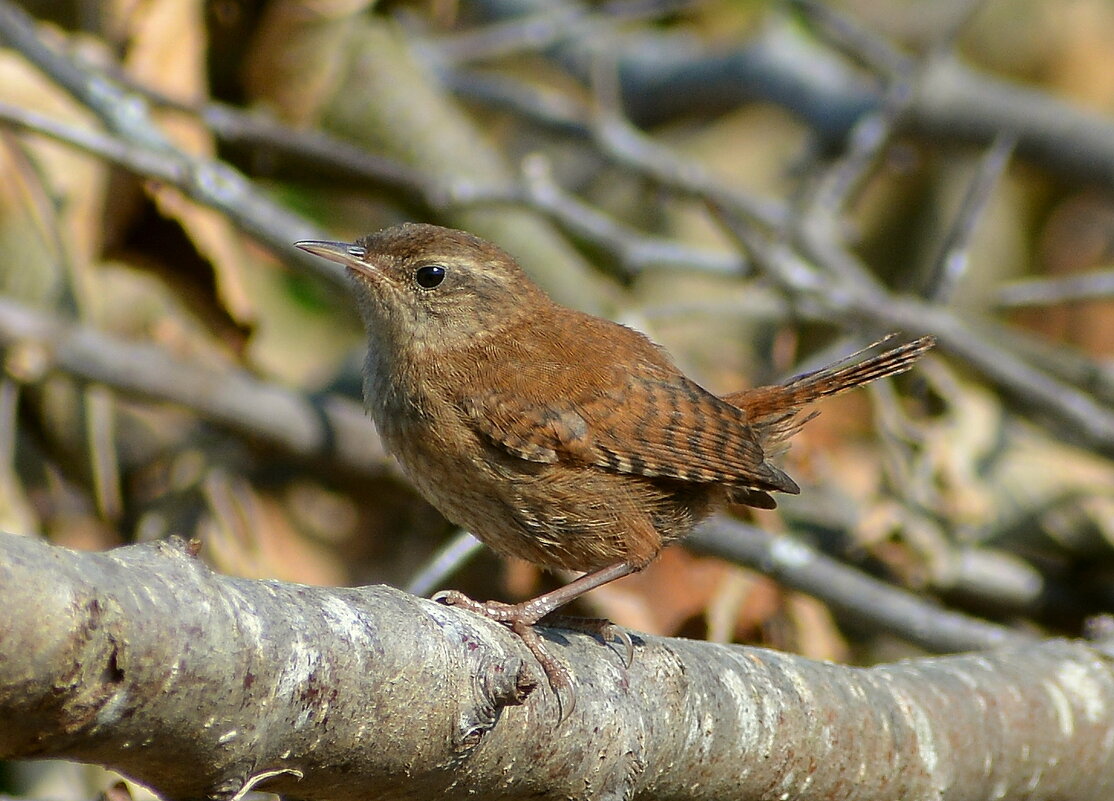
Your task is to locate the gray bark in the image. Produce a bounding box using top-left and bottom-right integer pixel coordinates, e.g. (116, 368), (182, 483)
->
(2, 532), (1114, 801)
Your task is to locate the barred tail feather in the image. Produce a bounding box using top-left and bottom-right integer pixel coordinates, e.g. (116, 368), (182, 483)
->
(780, 334), (935, 406)
(721, 334), (934, 447)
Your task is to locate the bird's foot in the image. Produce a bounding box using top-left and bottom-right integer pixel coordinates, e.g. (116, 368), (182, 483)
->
(433, 590), (576, 717)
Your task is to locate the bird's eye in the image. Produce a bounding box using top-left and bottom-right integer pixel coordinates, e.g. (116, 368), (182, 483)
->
(414, 264), (447, 289)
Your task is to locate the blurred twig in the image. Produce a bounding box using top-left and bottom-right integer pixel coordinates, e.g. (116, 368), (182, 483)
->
(995, 269), (1114, 308)
(923, 132), (1017, 301)
(427, 0), (698, 64)
(788, 0), (913, 78)
(688, 518), (1031, 653)
(0, 121), (124, 521)
(404, 529), (484, 597)
(715, 199), (1114, 453)
(0, 94), (738, 281)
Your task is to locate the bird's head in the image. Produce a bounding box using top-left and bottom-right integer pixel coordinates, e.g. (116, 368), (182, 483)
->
(297, 223), (548, 357)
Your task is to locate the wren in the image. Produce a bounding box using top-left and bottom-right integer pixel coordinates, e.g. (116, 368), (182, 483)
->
(296, 223), (933, 698)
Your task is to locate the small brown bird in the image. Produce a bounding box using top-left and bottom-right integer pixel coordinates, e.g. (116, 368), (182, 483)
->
(297, 223), (933, 694)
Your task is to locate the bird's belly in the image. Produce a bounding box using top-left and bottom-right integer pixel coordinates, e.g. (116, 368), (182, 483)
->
(381, 419), (703, 572)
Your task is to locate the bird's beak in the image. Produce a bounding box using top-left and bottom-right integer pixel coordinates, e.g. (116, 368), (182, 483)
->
(294, 240), (376, 281)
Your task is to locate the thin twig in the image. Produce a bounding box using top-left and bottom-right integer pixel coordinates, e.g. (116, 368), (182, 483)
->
(789, 0), (913, 78)
(405, 530), (485, 597)
(995, 269), (1114, 308)
(426, 0), (700, 65)
(924, 132), (1016, 301)
(709, 198), (1114, 453)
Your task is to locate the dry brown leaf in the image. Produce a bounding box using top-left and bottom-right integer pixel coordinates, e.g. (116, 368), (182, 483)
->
(785, 592), (850, 663)
(199, 467), (350, 585)
(121, 0), (256, 324)
(243, 0), (375, 124)
(0, 51), (108, 306)
(1042, 0), (1114, 108)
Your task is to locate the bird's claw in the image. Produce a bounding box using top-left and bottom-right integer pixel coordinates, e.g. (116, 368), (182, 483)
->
(548, 615), (635, 668)
(431, 590), (576, 718)
(509, 618), (576, 721)
(432, 588), (488, 613)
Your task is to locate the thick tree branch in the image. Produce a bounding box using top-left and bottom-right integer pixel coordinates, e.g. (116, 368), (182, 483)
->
(3, 532), (1114, 801)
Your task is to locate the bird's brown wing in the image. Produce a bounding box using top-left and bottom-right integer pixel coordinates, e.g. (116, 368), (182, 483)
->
(458, 359), (799, 495)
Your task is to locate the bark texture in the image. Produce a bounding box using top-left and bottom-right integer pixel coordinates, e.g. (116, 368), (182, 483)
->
(2, 532), (1114, 801)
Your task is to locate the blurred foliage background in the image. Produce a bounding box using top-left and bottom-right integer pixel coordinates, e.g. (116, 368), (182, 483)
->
(0, 0), (1113, 796)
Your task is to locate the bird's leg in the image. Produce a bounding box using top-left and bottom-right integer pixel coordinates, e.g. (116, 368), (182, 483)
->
(434, 560), (638, 622)
(433, 561), (639, 705)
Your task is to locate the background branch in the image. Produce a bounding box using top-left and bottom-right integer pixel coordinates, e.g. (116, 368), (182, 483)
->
(0, 296), (390, 477)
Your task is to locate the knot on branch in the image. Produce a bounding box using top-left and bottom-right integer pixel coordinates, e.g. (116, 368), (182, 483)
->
(453, 655), (536, 755)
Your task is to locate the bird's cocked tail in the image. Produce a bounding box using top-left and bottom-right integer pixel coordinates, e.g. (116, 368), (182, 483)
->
(722, 334), (935, 441)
